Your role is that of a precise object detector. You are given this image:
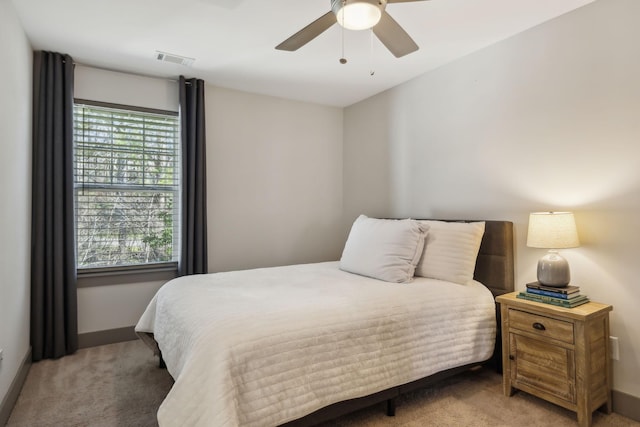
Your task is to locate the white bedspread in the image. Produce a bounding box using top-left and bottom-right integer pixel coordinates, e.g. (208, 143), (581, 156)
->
(135, 261), (496, 427)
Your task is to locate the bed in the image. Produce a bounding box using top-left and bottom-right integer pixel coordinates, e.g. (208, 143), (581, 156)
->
(135, 218), (514, 427)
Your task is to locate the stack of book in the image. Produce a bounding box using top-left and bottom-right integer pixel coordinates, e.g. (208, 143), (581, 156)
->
(517, 281), (590, 308)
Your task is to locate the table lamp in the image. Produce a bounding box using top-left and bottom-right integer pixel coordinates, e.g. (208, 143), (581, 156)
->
(526, 212), (580, 287)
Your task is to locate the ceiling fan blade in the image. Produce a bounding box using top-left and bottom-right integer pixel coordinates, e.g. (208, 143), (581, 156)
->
(373, 11), (419, 58)
(386, 0), (430, 3)
(276, 11), (337, 51)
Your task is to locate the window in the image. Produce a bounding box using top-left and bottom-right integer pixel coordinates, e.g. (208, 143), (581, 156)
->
(73, 101), (180, 271)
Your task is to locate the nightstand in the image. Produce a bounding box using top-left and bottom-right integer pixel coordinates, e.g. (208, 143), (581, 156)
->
(496, 292), (613, 427)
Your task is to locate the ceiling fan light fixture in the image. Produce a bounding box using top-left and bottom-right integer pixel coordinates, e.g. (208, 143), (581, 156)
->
(332, 0), (383, 31)
(277, 0), (420, 58)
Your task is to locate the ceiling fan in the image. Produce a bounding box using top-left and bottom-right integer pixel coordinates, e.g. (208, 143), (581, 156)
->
(276, 0), (428, 58)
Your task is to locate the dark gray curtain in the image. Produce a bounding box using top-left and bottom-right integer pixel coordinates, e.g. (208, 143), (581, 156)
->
(178, 76), (208, 276)
(31, 51), (78, 361)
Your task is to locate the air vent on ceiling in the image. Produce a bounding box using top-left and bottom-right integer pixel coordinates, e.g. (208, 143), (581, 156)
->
(156, 51), (195, 67)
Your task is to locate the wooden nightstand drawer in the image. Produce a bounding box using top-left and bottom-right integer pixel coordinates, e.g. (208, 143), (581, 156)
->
(509, 308), (574, 344)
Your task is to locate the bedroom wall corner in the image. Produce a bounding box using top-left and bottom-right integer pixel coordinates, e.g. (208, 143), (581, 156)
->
(206, 86), (345, 273)
(342, 93), (397, 231)
(343, 0), (640, 408)
(0, 0), (33, 421)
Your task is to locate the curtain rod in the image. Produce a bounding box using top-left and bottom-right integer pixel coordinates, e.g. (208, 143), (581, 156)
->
(43, 52), (193, 84)
(74, 61), (189, 83)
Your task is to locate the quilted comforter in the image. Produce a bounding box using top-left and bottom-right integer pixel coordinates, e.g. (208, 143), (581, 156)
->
(135, 261), (496, 426)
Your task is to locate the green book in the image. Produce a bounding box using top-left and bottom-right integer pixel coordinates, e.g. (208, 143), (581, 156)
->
(517, 292), (589, 308)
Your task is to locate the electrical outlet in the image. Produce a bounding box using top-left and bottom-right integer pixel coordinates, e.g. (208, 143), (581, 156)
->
(610, 336), (620, 361)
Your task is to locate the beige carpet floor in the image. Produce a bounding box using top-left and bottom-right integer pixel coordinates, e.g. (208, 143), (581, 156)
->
(6, 340), (639, 427)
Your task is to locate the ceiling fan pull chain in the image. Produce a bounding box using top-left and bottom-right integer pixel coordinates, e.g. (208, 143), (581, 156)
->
(340, 3), (347, 64)
(370, 29), (375, 76)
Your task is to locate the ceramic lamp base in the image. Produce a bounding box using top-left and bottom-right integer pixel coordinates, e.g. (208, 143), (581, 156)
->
(537, 250), (570, 287)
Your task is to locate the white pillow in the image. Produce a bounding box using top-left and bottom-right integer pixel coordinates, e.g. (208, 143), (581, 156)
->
(340, 215), (428, 283)
(415, 220), (485, 285)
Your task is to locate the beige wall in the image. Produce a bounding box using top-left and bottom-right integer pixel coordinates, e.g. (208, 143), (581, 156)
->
(73, 67), (345, 334)
(206, 87), (344, 272)
(0, 0), (32, 406)
(343, 0), (640, 398)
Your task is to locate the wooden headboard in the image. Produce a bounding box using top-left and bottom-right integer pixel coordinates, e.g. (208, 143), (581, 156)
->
(427, 219), (514, 297)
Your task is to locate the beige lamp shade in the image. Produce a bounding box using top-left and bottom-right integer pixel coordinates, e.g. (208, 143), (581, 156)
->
(527, 212), (579, 287)
(527, 212), (580, 249)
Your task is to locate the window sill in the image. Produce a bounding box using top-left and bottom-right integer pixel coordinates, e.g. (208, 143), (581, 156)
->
(77, 262), (178, 288)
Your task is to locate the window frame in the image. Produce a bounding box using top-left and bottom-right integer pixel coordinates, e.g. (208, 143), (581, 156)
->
(73, 99), (180, 284)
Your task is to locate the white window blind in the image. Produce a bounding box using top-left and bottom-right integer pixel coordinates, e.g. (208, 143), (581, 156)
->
(73, 101), (180, 269)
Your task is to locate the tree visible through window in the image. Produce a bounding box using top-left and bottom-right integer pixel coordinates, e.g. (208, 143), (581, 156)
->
(73, 101), (180, 269)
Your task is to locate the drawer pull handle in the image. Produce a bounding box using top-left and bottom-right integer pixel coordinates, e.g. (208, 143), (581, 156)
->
(532, 322), (546, 331)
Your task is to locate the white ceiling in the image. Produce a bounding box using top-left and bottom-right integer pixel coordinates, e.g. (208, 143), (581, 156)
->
(12, 0), (595, 107)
